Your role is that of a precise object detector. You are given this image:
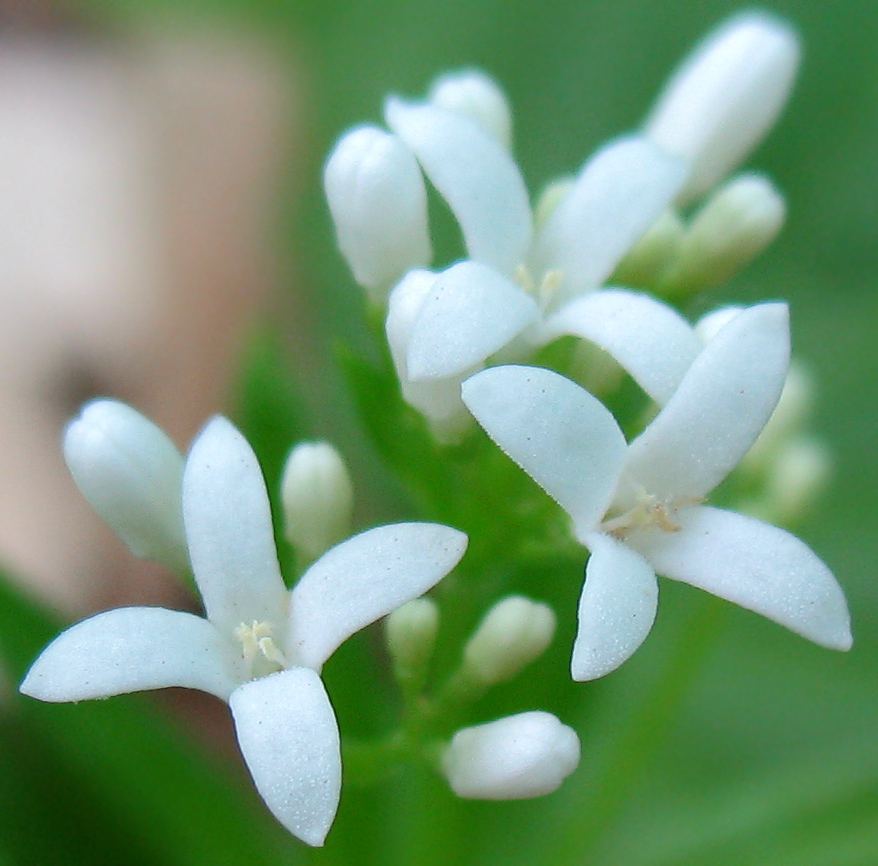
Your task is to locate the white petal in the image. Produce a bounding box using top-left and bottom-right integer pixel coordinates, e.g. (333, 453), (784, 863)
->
(385, 98), (532, 277)
(386, 270), (477, 435)
(571, 533), (659, 680)
(645, 12), (799, 202)
(323, 125), (431, 299)
(20, 607), (241, 703)
(532, 136), (687, 307)
(64, 399), (187, 573)
(629, 505), (852, 650)
(287, 523), (467, 669)
(443, 711), (580, 799)
(541, 289), (701, 405)
(622, 303), (790, 502)
(183, 418), (288, 634)
(230, 669), (340, 847)
(407, 261), (539, 380)
(461, 366), (627, 533)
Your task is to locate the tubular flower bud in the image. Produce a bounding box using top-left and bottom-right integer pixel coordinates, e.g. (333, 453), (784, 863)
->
(612, 209), (685, 289)
(385, 597), (440, 679)
(324, 125), (431, 302)
(281, 442), (354, 562)
(442, 711), (580, 800)
(645, 12), (799, 203)
(462, 595), (556, 686)
(663, 174), (786, 293)
(428, 69), (512, 150)
(63, 399), (187, 574)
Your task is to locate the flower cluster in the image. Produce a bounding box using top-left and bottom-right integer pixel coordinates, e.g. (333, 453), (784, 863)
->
(21, 10), (853, 851)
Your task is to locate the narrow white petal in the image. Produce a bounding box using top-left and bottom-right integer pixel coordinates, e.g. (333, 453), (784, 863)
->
(64, 400), (187, 573)
(385, 98), (532, 277)
(323, 125), (431, 298)
(645, 12), (799, 202)
(571, 533), (659, 680)
(623, 303), (790, 502)
(183, 418), (288, 634)
(20, 607), (241, 703)
(287, 524), (467, 669)
(230, 669), (340, 847)
(461, 366), (627, 533)
(629, 506), (852, 650)
(532, 136), (687, 307)
(541, 289), (701, 405)
(386, 270), (477, 435)
(407, 261), (539, 380)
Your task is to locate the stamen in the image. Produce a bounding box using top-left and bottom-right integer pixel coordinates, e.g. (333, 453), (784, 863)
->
(600, 490), (703, 540)
(235, 620), (288, 675)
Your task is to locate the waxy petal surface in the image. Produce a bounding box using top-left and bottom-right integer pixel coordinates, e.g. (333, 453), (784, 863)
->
(629, 506), (852, 650)
(571, 533), (659, 680)
(532, 136), (687, 307)
(288, 523), (467, 669)
(385, 98), (532, 277)
(183, 417), (288, 634)
(407, 261), (539, 380)
(622, 303), (789, 502)
(462, 366), (627, 533)
(230, 668), (341, 847)
(21, 607), (242, 703)
(541, 289), (701, 404)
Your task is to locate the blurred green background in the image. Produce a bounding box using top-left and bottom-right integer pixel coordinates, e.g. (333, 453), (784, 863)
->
(2, 0), (876, 864)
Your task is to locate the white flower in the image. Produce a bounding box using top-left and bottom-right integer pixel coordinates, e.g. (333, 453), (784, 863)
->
(442, 711), (580, 800)
(21, 415), (467, 846)
(644, 12), (800, 203)
(461, 304), (852, 680)
(324, 72), (695, 434)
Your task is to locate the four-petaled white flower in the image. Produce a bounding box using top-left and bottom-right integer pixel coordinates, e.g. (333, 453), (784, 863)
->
(21, 416), (467, 846)
(461, 304), (852, 680)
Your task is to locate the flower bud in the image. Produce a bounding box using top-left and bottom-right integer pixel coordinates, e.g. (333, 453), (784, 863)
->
(324, 125), (431, 302)
(462, 596), (556, 686)
(534, 176), (574, 230)
(442, 711), (580, 800)
(428, 69), (512, 150)
(766, 437), (831, 524)
(645, 12), (799, 203)
(385, 597), (440, 679)
(612, 209), (685, 289)
(63, 399), (187, 573)
(694, 305), (744, 343)
(663, 174), (785, 293)
(281, 442), (354, 562)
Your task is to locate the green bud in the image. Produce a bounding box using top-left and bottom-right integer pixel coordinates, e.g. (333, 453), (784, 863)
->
(385, 597), (440, 680)
(612, 209), (685, 289)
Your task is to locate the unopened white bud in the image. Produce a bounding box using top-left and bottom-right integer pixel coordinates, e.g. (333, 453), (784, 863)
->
(428, 69), (512, 150)
(743, 361), (814, 472)
(442, 711), (580, 800)
(463, 596), (556, 686)
(281, 442), (354, 562)
(385, 597), (440, 677)
(665, 174), (785, 292)
(645, 12), (799, 203)
(766, 437), (831, 524)
(64, 400), (187, 573)
(612, 209), (685, 289)
(324, 125), (431, 302)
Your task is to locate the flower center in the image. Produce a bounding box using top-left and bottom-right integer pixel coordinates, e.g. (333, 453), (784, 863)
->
(234, 620), (288, 679)
(599, 488), (703, 540)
